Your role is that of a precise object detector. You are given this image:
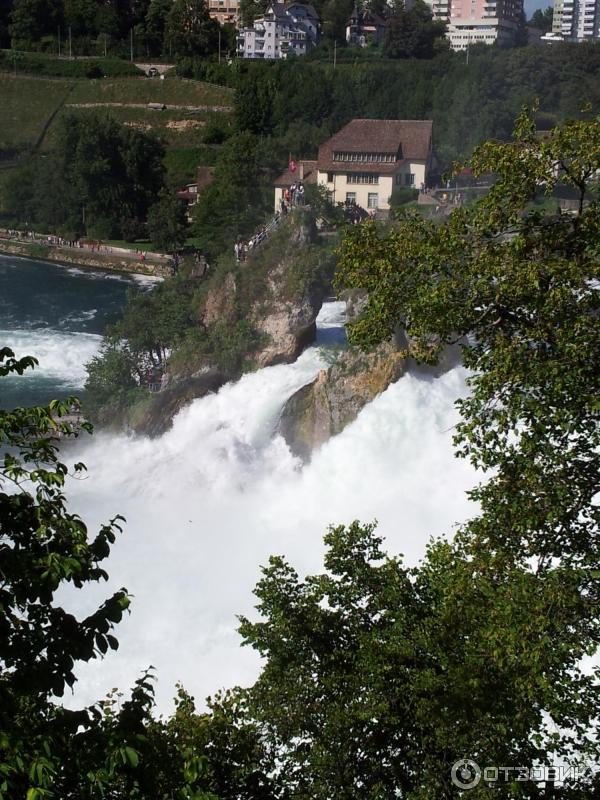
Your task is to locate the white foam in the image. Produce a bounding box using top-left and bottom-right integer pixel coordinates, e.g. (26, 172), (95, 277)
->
(54, 304), (477, 712)
(1, 328), (102, 386)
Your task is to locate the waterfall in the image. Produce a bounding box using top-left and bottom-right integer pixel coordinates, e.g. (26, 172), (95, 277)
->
(52, 302), (478, 712)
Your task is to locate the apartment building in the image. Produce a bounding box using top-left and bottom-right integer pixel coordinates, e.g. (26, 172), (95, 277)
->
(424, 0), (524, 49)
(208, 0), (240, 26)
(552, 0), (600, 40)
(237, 2), (319, 59)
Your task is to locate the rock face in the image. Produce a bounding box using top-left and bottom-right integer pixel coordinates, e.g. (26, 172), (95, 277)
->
(127, 367), (227, 437)
(249, 214), (325, 368)
(125, 211), (333, 436)
(251, 261), (323, 368)
(278, 342), (407, 460)
(202, 272), (237, 328)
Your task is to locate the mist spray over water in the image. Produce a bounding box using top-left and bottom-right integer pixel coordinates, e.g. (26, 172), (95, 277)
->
(54, 303), (478, 712)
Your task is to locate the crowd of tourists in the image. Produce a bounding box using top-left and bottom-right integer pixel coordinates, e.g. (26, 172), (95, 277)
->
(234, 207), (286, 262)
(281, 181), (306, 209)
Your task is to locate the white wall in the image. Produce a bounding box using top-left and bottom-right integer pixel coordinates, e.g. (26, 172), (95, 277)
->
(317, 161), (427, 210)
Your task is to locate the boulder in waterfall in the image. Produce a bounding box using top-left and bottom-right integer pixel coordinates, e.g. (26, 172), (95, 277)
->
(277, 342), (407, 460)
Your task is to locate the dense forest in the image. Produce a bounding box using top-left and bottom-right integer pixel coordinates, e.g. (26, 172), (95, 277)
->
(186, 42), (600, 165)
(0, 0), (225, 58)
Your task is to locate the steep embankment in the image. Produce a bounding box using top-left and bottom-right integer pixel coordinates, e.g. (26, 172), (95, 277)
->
(124, 210), (335, 435)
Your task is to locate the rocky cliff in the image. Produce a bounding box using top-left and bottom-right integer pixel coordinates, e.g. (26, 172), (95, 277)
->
(276, 284), (463, 459)
(122, 210), (334, 436)
(277, 342), (407, 460)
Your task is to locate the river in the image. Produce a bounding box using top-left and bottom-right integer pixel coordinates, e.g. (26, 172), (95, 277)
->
(1, 254), (478, 713)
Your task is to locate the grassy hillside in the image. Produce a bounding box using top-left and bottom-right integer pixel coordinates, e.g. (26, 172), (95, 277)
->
(0, 73), (234, 189)
(0, 74), (74, 155)
(68, 76), (232, 107)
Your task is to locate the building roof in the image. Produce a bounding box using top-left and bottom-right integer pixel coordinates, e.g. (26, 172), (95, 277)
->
(273, 159), (318, 186)
(317, 118), (432, 173)
(265, 2), (289, 19)
(287, 2), (319, 19)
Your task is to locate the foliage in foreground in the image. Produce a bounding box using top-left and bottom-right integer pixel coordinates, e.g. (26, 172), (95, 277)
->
(0, 347), (276, 798)
(319, 108), (600, 795)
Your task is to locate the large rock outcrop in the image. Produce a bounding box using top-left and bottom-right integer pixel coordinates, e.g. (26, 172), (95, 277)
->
(202, 272), (237, 327)
(278, 342), (407, 460)
(251, 261), (324, 368)
(123, 211), (333, 436)
(249, 213), (325, 368)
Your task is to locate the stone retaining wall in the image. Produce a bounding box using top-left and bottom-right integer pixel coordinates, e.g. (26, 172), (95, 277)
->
(0, 240), (171, 278)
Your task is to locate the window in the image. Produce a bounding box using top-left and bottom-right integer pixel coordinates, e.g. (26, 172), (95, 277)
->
(405, 173), (415, 186)
(334, 151), (397, 164)
(367, 193), (378, 209)
(327, 172), (334, 183)
(346, 192), (356, 203)
(347, 173), (379, 184)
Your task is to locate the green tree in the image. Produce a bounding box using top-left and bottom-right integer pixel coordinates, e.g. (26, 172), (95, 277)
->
(336, 108), (600, 571)
(3, 113), (165, 238)
(145, 0), (172, 55)
(84, 340), (139, 422)
(230, 106), (600, 800)
(0, 348), (228, 798)
(383, 0), (446, 58)
(165, 0), (219, 57)
(147, 189), (189, 252)
(320, 0), (354, 42)
(192, 132), (279, 258)
(529, 5), (553, 31)
(0, 347), (132, 797)
(9, 0), (62, 48)
(0, 0), (12, 47)
(239, 521), (599, 799)
(63, 0), (99, 37)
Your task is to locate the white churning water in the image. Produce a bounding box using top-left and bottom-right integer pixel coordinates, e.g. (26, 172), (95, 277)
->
(48, 302), (478, 712)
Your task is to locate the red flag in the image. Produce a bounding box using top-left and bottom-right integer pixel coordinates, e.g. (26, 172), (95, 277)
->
(288, 154), (297, 172)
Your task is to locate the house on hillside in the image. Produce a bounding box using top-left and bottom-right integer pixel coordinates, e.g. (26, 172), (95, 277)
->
(177, 166), (215, 221)
(345, 7), (388, 46)
(237, 2), (319, 59)
(273, 119), (433, 214)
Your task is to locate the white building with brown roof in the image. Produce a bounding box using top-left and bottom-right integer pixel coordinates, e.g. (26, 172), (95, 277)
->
(273, 120), (433, 213)
(315, 119), (433, 212)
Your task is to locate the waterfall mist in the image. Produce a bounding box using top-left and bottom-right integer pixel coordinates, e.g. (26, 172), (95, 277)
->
(53, 303), (478, 713)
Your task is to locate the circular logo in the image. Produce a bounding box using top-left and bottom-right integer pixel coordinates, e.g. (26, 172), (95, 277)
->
(451, 759), (482, 790)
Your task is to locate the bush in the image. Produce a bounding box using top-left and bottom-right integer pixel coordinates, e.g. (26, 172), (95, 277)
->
(202, 114), (233, 145)
(0, 51), (142, 78)
(208, 319), (265, 374)
(84, 62), (104, 79)
(389, 187), (419, 207)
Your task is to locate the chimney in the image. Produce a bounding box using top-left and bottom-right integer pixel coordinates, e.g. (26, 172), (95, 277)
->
(299, 162), (304, 179)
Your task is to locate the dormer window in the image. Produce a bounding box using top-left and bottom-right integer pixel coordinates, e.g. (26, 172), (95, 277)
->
(332, 151), (398, 163)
